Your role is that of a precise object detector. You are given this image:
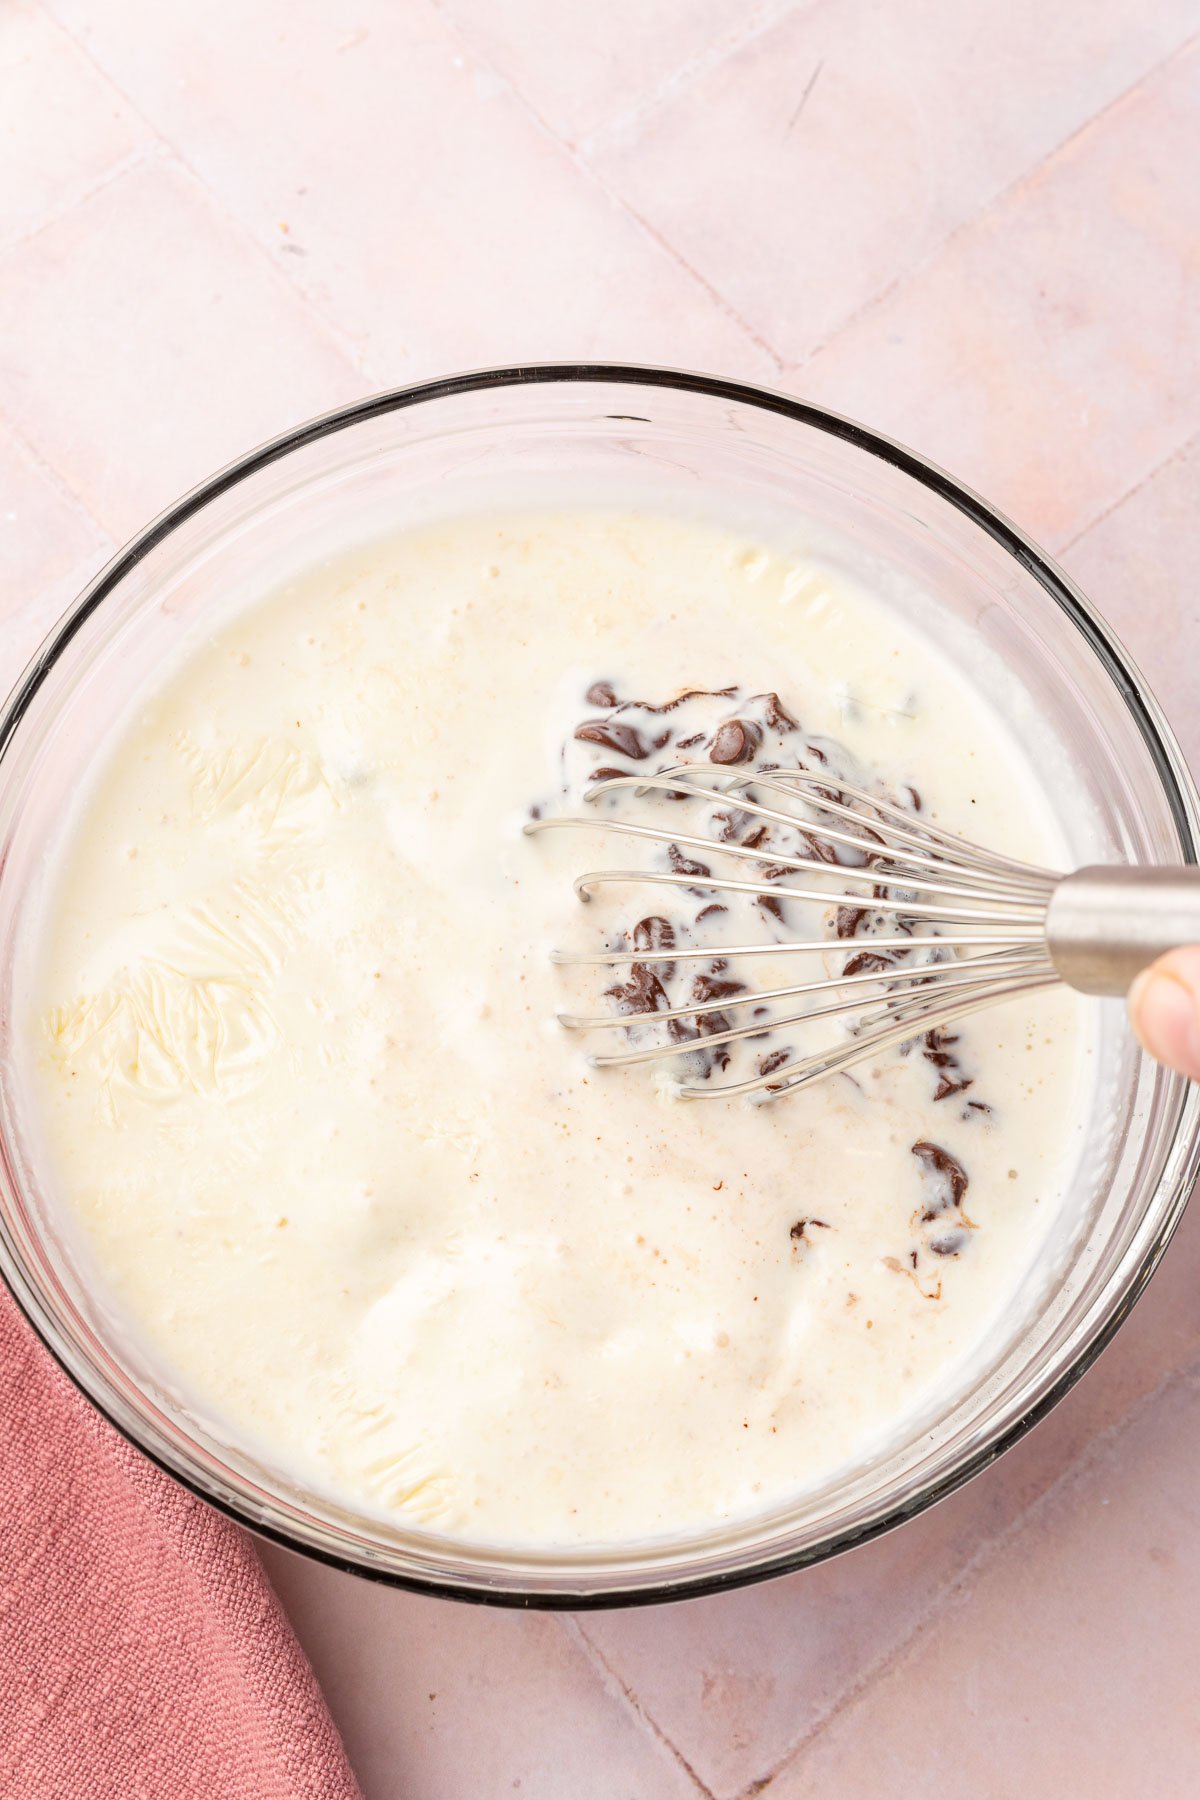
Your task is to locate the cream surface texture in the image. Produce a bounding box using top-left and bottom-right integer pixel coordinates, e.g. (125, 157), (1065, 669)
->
(28, 510), (1092, 1545)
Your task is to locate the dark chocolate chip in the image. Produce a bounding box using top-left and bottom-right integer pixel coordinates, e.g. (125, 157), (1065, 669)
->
(575, 719), (650, 759)
(605, 965), (671, 1016)
(911, 1140), (969, 1210)
(692, 1008), (733, 1074)
(692, 973), (746, 1004)
(759, 1048), (791, 1077)
(586, 680), (619, 708)
(631, 916), (676, 978)
(711, 809), (747, 841)
(843, 951), (895, 978)
(749, 692), (799, 732)
(668, 843), (711, 879)
(709, 717), (762, 765)
(802, 832), (842, 865)
(836, 905), (866, 939)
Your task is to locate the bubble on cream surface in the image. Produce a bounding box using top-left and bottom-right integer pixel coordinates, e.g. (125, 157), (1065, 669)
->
(25, 509), (1095, 1546)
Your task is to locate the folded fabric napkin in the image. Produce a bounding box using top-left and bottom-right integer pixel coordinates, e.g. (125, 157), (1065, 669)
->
(0, 1289), (362, 1800)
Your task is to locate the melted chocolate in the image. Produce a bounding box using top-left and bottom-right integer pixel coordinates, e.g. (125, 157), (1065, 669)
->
(790, 1217), (830, 1242)
(621, 685), (738, 716)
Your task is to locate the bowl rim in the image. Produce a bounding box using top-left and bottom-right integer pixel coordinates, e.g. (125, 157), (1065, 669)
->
(2, 360), (1198, 1609)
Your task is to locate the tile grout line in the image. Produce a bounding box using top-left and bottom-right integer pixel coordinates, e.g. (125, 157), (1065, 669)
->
(796, 26), (1200, 373)
(134, 150), (383, 384)
(561, 1615), (718, 1799)
(1, 412), (114, 548)
(1053, 426), (1200, 560)
(31, 0), (383, 390)
(437, 0), (1198, 399)
(574, 0), (810, 156)
(0, 139), (158, 260)
(586, 183), (789, 372)
(424, 0), (788, 374)
(749, 1338), (1200, 1796)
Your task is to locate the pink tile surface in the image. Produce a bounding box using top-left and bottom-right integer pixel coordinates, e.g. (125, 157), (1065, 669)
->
(1064, 434), (1200, 770)
(0, 154), (364, 539)
(6, 3), (1200, 1797)
(797, 39), (1200, 548)
(435, 0), (802, 144)
(768, 1362), (1200, 1796)
(259, 1549), (701, 1800)
(0, 1), (149, 249)
(591, 0), (1199, 366)
(0, 421), (106, 596)
(41, 0), (777, 383)
(0, 421), (113, 677)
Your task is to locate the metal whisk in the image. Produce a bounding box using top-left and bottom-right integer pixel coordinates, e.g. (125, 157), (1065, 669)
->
(525, 765), (1200, 1101)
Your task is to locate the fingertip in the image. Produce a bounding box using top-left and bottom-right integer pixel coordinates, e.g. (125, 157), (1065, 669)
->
(1129, 952), (1200, 1079)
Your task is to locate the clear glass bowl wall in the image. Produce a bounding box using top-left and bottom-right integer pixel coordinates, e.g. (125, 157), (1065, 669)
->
(0, 368), (1196, 1605)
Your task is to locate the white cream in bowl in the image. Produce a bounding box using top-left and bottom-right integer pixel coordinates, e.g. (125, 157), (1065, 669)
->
(26, 509), (1093, 1544)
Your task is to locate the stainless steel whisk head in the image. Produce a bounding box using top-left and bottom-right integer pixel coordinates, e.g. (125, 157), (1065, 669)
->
(525, 765), (1200, 1101)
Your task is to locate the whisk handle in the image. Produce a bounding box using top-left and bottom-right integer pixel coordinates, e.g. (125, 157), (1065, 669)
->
(1047, 865), (1200, 996)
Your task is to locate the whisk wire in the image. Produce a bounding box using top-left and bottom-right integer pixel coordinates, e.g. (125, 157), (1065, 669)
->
(572, 866), (1049, 928)
(588, 957), (1056, 1072)
(534, 811), (1053, 908)
(675, 971), (1062, 1100)
(558, 944), (1050, 1032)
(526, 760), (1067, 1102)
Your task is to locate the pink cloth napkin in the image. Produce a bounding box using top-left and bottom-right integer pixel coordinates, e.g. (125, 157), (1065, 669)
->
(0, 1289), (362, 1800)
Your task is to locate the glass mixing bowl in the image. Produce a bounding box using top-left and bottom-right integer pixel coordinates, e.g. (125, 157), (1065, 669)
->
(1, 365), (1197, 1607)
